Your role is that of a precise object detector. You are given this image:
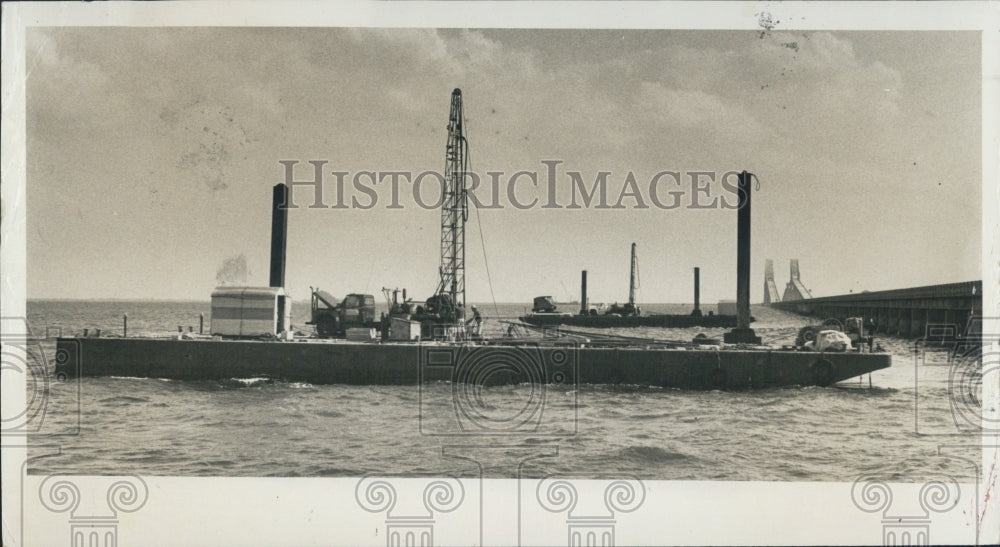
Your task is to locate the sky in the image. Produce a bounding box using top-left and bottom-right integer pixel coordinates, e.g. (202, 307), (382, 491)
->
(25, 28), (982, 303)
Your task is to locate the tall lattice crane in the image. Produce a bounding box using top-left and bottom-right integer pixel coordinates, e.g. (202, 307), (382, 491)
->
(429, 89), (469, 323)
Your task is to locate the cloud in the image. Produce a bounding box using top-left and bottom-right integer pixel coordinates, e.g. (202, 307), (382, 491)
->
(757, 31), (904, 117)
(345, 28), (529, 80)
(24, 28), (978, 300)
(638, 81), (767, 133)
(27, 29), (112, 128)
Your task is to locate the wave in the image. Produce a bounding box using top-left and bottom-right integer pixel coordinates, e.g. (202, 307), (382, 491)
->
(628, 412), (672, 420)
(225, 377), (275, 387)
(619, 445), (692, 463)
(522, 437), (558, 445)
(98, 395), (150, 404)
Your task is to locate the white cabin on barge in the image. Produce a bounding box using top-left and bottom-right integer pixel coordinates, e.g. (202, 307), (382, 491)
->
(210, 286), (291, 338)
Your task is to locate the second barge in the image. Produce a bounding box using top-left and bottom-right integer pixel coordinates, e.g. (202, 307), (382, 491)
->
(520, 259), (742, 329)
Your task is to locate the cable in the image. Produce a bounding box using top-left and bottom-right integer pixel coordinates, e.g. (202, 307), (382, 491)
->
(472, 201), (501, 320)
(463, 108), (502, 320)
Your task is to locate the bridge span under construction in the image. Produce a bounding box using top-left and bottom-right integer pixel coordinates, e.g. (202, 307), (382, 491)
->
(763, 259), (813, 304)
(769, 280), (983, 340)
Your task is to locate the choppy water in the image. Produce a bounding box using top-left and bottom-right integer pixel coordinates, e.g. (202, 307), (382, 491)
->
(24, 300), (983, 480)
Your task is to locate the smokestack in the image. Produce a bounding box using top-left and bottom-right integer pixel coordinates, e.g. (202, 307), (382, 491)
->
(692, 267), (702, 316)
(736, 172), (750, 327)
(724, 171), (761, 344)
(580, 270), (588, 316)
(628, 243), (637, 306)
(269, 183), (289, 288)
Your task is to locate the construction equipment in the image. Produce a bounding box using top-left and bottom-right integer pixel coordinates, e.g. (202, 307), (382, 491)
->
(795, 316), (870, 350)
(418, 89), (470, 334)
(383, 287), (413, 317)
(327, 89), (472, 342)
(532, 296), (558, 313)
(307, 287), (376, 338)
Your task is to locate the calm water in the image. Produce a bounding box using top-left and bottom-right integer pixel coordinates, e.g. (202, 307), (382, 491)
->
(25, 300), (982, 480)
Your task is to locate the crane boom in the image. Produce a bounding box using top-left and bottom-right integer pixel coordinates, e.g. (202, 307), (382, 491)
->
(436, 88), (469, 319)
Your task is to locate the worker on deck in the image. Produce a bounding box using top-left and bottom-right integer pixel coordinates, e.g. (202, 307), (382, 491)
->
(467, 305), (483, 337)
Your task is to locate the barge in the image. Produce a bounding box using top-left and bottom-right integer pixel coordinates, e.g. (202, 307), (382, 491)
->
(52, 90), (891, 389)
(520, 266), (741, 329)
(51, 171), (890, 390)
(54, 336), (890, 389)
(519, 312), (738, 329)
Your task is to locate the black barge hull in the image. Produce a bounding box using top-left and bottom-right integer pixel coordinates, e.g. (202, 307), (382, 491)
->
(55, 337), (890, 390)
(519, 314), (739, 328)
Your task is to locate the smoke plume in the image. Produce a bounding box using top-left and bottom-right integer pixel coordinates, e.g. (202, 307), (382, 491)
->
(216, 254), (249, 286)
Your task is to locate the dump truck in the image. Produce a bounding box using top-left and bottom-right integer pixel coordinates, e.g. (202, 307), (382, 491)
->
(532, 296), (558, 313)
(308, 288), (377, 338)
